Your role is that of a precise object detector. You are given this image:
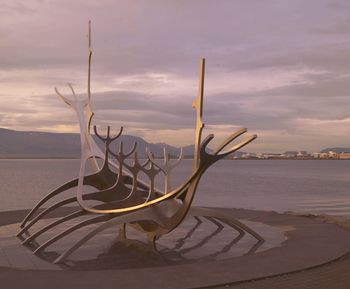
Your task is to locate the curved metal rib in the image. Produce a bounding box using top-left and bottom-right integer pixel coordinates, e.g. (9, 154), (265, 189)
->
(53, 207), (162, 263)
(20, 178), (78, 228)
(17, 197), (77, 236)
(109, 141), (137, 160)
(218, 135), (257, 157)
(19, 177), (124, 238)
(20, 125), (124, 229)
(33, 214), (113, 255)
(118, 152), (154, 203)
(213, 128), (247, 155)
(147, 146), (183, 193)
(93, 125), (123, 143)
(20, 167), (118, 230)
(22, 210), (86, 245)
(54, 87), (73, 106)
(67, 83), (77, 100)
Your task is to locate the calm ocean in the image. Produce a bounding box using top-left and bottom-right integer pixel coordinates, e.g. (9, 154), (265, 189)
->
(0, 159), (349, 217)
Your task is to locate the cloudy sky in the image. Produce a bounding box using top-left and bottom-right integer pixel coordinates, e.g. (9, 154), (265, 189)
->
(1, 0), (350, 152)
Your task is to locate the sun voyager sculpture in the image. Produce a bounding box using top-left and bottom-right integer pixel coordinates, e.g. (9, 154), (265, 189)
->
(17, 22), (263, 263)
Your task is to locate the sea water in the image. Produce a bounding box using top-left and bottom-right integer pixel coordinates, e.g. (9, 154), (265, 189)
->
(0, 159), (349, 217)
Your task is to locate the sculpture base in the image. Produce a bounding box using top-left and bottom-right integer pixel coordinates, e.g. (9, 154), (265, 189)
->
(1, 207), (350, 288)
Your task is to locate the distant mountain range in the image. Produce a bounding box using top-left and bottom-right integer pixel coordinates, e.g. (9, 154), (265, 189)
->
(0, 128), (192, 158)
(1, 128), (349, 158)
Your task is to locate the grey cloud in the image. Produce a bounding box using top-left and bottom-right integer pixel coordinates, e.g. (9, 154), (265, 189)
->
(26, 77), (350, 134)
(2, 0), (350, 151)
(0, 102), (38, 114)
(1, 0), (349, 75)
(0, 1), (37, 15)
(247, 73), (350, 121)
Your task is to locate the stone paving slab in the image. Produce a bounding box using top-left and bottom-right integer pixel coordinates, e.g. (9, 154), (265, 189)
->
(1, 212), (285, 270)
(1, 208), (350, 289)
(214, 253), (350, 289)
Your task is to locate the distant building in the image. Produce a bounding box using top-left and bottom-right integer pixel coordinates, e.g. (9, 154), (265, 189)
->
(339, 152), (350, 159)
(263, 153), (282, 159)
(241, 153), (256, 159)
(282, 151), (298, 158)
(320, 152), (328, 159)
(297, 151), (309, 158)
(312, 152), (321, 158)
(256, 152), (267, 159)
(328, 151), (339, 159)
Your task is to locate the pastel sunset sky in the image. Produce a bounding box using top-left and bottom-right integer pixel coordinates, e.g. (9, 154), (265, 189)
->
(1, 0), (350, 152)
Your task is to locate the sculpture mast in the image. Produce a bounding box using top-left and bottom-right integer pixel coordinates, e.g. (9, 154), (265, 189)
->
(88, 20), (92, 102)
(192, 58), (205, 172)
(86, 21), (100, 171)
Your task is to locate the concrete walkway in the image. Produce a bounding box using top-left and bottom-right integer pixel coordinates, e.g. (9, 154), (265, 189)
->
(213, 253), (350, 289)
(1, 208), (350, 289)
(212, 214), (350, 289)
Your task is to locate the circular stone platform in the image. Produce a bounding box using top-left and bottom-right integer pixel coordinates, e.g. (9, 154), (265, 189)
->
(1, 207), (350, 289)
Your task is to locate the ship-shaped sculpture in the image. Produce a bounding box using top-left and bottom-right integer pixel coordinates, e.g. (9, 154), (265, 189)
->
(17, 22), (263, 263)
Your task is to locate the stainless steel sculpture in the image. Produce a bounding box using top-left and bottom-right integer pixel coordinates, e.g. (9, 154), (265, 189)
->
(17, 22), (263, 263)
